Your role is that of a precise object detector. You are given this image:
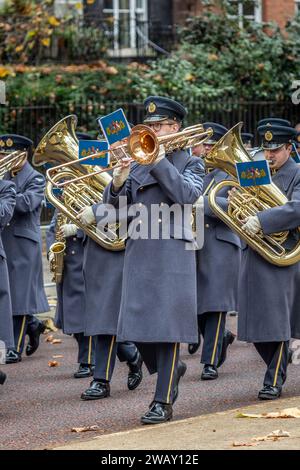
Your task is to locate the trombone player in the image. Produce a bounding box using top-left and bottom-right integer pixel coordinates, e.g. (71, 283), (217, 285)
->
(103, 96), (205, 424)
(236, 120), (300, 400)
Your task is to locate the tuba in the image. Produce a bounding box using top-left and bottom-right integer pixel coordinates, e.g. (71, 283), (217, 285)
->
(33, 115), (125, 251)
(206, 122), (300, 267)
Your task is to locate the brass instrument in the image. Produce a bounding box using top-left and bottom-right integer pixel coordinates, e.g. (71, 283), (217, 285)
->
(206, 122), (300, 267)
(49, 212), (67, 284)
(33, 115), (125, 251)
(46, 123), (213, 189)
(0, 150), (27, 177)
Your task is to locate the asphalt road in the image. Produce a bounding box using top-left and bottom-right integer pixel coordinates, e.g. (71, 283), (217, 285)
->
(1, 316), (300, 450)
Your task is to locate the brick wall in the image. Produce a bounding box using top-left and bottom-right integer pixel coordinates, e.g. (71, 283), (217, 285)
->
(172, 0), (298, 28)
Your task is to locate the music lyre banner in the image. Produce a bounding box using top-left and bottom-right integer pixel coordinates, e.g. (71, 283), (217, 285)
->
(97, 108), (131, 146)
(78, 140), (109, 166)
(292, 143), (300, 163)
(236, 160), (271, 187)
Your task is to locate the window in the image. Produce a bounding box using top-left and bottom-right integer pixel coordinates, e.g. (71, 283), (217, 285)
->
(103, 0), (148, 52)
(296, 0), (300, 14)
(229, 1), (262, 27)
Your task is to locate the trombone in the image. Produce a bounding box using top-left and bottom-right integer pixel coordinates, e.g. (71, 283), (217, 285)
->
(46, 123), (213, 189)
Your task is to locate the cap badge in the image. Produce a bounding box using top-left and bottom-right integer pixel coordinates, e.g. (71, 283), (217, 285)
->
(265, 131), (273, 142)
(148, 102), (156, 114)
(0, 140), (5, 147)
(6, 138), (13, 147)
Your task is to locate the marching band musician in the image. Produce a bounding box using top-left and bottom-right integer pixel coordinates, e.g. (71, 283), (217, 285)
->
(76, 138), (144, 400)
(0, 135), (49, 364)
(103, 96), (205, 424)
(194, 123), (240, 380)
(236, 120), (300, 400)
(0, 165), (16, 386)
(46, 210), (96, 378)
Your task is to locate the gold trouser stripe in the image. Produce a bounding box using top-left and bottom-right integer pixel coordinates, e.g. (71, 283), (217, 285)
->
(273, 342), (284, 387)
(167, 343), (178, 404)
(210, 312), (222, 365)
(105, 336), (116, 381)
(17, 316), (26, 353)
(87, 336), (92, 365)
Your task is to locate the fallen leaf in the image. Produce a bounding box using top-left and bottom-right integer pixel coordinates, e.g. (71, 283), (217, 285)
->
(45, 335), (54, 343)
(48, 361), (59, 367)
(43, 319), (58, 332)
(253, 430), (291, 442)
(237, 407), (300, 419)
(71, 425), (99, 433)
(51, 339), (62, 344)
(232, 441), (258, 447)
(52, 355), (63, 359)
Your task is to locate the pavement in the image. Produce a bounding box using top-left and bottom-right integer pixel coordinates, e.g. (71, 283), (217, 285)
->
(54, 396), (300, 450)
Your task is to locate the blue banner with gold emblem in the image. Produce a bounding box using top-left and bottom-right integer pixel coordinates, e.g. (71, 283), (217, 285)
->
(292, 143), (300, 163)
(78, 140), (109, 166)
(97, 109), (131, 146)
(236, 160), (271, 187)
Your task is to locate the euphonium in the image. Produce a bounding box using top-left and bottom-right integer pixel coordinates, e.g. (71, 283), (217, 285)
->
(33, 115), (125, 251)
(205, 122), (300, 267)
(49, 212), (67, 284)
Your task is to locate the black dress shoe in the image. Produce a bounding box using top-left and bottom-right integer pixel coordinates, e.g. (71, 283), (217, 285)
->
(74, 364), (94, 379)
(26, 321), (46, 356)
(0, 370), (6, 385)
(258, 385), (282, 400)
(127, 352), (143, 391)
(81, 380), (110, 400)
(141, 401), (173, 425)
(217, 329), (235, 368)
(201, 364), (218, 380)
(173, 360), (187, 404)
(6, 349), (21, 364)
(188, 328), (201, 355)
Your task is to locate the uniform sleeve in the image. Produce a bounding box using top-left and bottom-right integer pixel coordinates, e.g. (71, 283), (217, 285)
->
(15, 173), (45, 214)
(103, 176), (132, 206)
(204, 179), (232, 219)
(258, 176), (300, 234)
(46, 212), (57, 252)
(0, 180), (16, 229)
(150, 157), (205, 205)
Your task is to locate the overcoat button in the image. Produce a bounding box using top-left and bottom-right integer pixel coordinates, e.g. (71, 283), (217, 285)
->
(205, 223), (210, 228)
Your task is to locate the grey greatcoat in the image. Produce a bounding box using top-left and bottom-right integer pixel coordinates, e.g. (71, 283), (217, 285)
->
(2, 162), (49, 316)
(46, 212), (86, 335)
(0, 180), (16, 349)
(104, 150), (205, 344)
(197, 169), (242, 314)
(238, 157), (300, 343)
(82, 233), (124, 337)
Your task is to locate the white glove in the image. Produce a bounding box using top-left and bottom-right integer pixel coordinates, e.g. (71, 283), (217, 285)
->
(60, 223), (77, 238)
(76, 206), (95, 226)
(112, 164), (130, 190)
(242, 216), (261, 236)
(154, 145), (166, 165)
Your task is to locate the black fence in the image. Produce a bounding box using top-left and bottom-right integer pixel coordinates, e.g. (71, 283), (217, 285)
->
(0, 98), (299, 223)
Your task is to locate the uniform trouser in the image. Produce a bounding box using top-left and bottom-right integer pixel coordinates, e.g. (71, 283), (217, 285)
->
(254, 341), (289, 387)
(199, 312), (226, 366)
(135, 342), (179, 404)
(74, 333), (95, 366)
(13, 315), (30, 354)
(93, 335), (139, 382)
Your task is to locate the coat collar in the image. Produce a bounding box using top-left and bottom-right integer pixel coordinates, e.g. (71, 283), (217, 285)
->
(272, 157), (298, 192)
(131, 149), (189, 187)
(5, 161), (35, 190)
